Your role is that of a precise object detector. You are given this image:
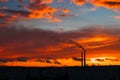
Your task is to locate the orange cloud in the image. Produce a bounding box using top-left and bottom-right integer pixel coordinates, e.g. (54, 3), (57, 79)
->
(27, 0), (71, 22)
(0, 57), (119, 66)
(0, 26), (120, 66)
(62, 8), (70, 14)
(89, 57), (120, 66)
(0, 49), (4, 52)
(27, 7), (62, 22)
(0, 12), (18, 25)
(0, 13), (5, 17)
(90, 0), (120, 10)
(27, 0), (62, 22)
(57, 0), (63, 2)
(75, 34), (119, 49)
(35, 46), (63, 52)
(41, 0), (53, 4)
(71, 0), (120, 10)
(1, 0), (120, 24)
(27, 2), (70, 22)
(71, 0), (85, 6)
(114, 16), (120, 19)
(0, 0), (70, 23)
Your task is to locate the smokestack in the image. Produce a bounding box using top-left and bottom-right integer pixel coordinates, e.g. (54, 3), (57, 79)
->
(59, 39), (86, 67)
(69, 40), (86, 67)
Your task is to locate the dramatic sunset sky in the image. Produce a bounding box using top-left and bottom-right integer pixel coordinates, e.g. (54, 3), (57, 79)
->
(0, 0), (120, 67)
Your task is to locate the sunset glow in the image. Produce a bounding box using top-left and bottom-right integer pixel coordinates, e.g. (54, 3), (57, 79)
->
(0, 0), (120, 67)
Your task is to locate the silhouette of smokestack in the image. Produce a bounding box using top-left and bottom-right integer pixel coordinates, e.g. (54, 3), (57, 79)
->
(58, 39), (86, 66)
(69, 40), (86, 67)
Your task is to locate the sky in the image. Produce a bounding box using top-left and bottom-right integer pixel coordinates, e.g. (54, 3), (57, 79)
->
(0, 0), (120, 67)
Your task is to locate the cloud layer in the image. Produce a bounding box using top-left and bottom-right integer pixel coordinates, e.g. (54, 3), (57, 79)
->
(0, 0), (120, 25)
(0, 0), (70, 25)
(71, 0), (120, 10)
(0, 26), (119, 60)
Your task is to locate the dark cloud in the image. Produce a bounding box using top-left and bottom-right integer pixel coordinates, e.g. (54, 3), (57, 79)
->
(71, 0), (120, 10)
(105, 58), (119, 62)
(54, 61), (61, 65)
(45, 58), (52, 63)
(0, 0), (70, 23)
(28, 0), (47, 10)
(0, 26), (64, 59)
(72, 57), (82, 61)
(3, 9), (31, 16)
(94, 57), (120, 62)
(95, 59), (105, 62)
(36, 58), (45, 62)
(16, 57), (28, 62)
(0, 26), (120, 61)
(0, 58), (14, 63)
(103, 1), (120, 5)
(91, 0), (120, 10)
(58, 14), (74, 18)
(0, 9), (30, 24)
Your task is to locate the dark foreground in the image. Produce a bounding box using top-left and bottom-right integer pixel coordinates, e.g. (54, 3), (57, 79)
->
(0, 66), (119, 80)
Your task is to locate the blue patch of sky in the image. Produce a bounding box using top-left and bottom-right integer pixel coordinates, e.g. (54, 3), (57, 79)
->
(0, 0), (29, 11)
(5, 0), (120, 31)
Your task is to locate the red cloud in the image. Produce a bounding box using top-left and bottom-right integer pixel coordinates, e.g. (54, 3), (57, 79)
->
(114, 16), (120, 19)
(0, 0), (70, 23)
(1, 0), (120, 24)
(0, 26), (120, 66)
(0, 26), (120, 59)
(0, 13), (5, 17)
(27, 6), (62, 22)
(71, 0), (85, 6)
(91, 0), (120, 10)
(0, 0), (8, 2)
(27, 0), (70, 22)
(71, 0), (120, 10)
